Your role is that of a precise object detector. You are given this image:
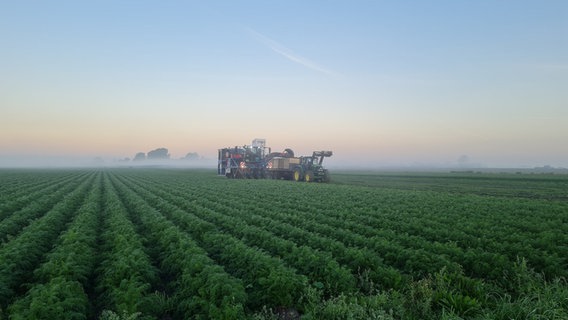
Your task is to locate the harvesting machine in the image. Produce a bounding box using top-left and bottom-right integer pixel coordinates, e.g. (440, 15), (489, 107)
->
(218, 139), (332, 182)
(217, 139), (269, 179)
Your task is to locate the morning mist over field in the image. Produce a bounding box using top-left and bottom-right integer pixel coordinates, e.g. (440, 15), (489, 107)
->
(1, 1), (566, 169)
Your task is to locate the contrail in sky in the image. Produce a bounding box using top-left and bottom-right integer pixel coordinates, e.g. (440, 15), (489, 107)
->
(248, 28), (335, 76)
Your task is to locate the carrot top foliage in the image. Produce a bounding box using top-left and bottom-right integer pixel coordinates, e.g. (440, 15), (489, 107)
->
(0, 168), (567, 319)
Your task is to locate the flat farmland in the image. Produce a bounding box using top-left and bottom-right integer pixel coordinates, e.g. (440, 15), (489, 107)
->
(0, 169), (567, 319)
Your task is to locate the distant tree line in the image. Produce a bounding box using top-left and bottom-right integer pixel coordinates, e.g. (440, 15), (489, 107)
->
(129, 148), (202, 162)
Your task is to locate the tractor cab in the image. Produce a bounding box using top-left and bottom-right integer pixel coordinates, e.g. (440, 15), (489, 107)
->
(300, 156), (315, 167)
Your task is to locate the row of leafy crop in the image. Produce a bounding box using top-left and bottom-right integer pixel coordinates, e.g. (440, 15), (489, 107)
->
(309, 189), (568, 280)
(0, 170), (43, 197)
(107, 174), (249, 319)
(6, 171), (176, 319)
(7, 172), (103, 319)
(0, 169), (86, 206)
(92, 173), (162, 318)
(164, 172), (567, 282)
(238, 190), (505, 279)
(98, 169), (568, 319)
(114, 173), (358, 297)
(105, 169), (568, 319)
(195, 189), (460, 277)
(121, 169), (567, 293)
(116, 173), (406, 293)
(5, 170), (206, 319)
(0, 169), (75, 195)
(331, 171), (568, 201)
(0, 172), (93, 244)
(289, 187), (564, 282)
(121, 172), (459, 281)
(106, 170), (491, 317)
(109, 173), (313, 315)
(0, 170), (90, 223)
(0, 171), (96, 311)
(319, 181), (568, 272)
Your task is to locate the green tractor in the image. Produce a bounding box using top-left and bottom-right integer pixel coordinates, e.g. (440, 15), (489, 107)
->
(291, 151), (332, 182)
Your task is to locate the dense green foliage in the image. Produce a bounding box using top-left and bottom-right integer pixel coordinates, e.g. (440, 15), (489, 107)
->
(0, 168), (567, 319)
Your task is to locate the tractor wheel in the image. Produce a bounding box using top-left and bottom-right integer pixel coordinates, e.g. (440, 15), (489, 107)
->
(322, 170), (331, 183)
(293, 169), (303, 182)
(304, 171), (314, 182)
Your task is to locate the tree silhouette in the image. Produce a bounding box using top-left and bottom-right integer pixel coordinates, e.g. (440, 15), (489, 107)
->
(147, 148), (170, 160)
(133, 152), (146, 161)
(183, 152), (199, 160)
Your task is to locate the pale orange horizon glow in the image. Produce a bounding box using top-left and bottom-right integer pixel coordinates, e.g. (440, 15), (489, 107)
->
(1, 2), (567, 168)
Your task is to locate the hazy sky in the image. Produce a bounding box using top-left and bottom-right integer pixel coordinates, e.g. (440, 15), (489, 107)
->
(1, 1), (567, 167)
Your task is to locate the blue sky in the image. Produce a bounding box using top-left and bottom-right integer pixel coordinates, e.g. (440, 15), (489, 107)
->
(1, 1), (567, 167)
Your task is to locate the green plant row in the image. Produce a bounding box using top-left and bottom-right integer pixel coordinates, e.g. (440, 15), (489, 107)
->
(0, 170), (91, 222)
(1, 168), (566, 319)
(117, 173), (357, 298)
(119, 172), (439, 291)
(172, 173), (567, 282)
(117, 169), (568, 318)
(160, 180), (405, 291)
(0, 169), (76, 198)
(7, 172), (103, 319)
(110, 173), (309, 312)
(109, 174), (247, 319)
(200, 190), (450, 278)
(0, 172), (91, 243)
(0, 171), (95, 309)
(322, 191), (568, 280)
(94, 173), (158, 318)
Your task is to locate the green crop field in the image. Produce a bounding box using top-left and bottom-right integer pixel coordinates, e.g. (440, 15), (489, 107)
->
(0, 169), (567, 319)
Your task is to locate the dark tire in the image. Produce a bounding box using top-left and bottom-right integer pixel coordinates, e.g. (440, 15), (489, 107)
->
(322, 170), (331, 183)
(304, 171), (314, 183)
(293, 169), (303, 182)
